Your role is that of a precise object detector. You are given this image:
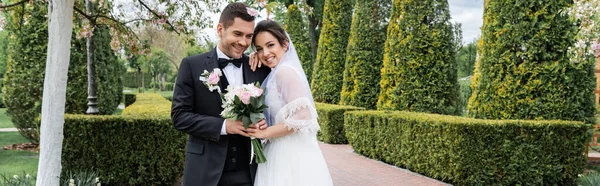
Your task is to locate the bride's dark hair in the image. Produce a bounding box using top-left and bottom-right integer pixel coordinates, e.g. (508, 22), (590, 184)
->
(252, 20), (289, 49)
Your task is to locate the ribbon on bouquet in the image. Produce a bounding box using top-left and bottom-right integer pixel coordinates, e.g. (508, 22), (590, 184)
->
(250, 137), (255, 164)
(250, 137), (269, 164)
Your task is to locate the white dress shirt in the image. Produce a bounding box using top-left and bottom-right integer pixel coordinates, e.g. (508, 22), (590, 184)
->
(216, 46), (244, 135)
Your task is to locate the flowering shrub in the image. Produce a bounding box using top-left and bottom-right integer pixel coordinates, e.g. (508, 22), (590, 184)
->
(564, 0), (600, 62)
(0, 172), (34, 186)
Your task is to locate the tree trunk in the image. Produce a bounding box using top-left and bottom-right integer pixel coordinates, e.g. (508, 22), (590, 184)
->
(160, 73), (166, 91)
(169, 59), (179, 71)
(137, 67), (141, 92)
(85, 0), (98, 114)
(36, 0), (75, 185)
(153, 73), (157, 92)
(308, 16), (319, 59)
(141, 71), (145, 93)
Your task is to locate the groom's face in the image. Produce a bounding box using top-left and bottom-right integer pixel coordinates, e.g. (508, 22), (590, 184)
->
(217, 18), (255, 59)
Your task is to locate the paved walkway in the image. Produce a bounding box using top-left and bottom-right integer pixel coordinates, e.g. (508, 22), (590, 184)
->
(320, 143), (451, 186)
(588, 151), (600, 161)
(0, 128), (17, 132)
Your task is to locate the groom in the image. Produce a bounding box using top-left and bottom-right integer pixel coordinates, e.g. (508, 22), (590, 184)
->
(171, 2), (271, 186)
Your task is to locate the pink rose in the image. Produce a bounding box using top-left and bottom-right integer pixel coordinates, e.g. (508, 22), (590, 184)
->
(240, 91), (252, 105)
(208, 72), (220, 85)
(253, 87), (263, 97)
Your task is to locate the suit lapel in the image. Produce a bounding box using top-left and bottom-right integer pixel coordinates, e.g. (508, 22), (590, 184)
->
(206, 48), (219, 71)
(242, 56), (258, 84)
(205, 48), (223, 106)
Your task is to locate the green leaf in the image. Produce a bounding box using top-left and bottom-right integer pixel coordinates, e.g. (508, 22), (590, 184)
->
(242, 116), (251, 128)
(234, 96), (241, 105)
(250, 96), (258, 107)
(250, 112), (262, 124)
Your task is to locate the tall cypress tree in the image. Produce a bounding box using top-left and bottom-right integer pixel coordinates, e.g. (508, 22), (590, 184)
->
(66, 25), (123, 115)
(3, 1), (49, 143)
(310, 0), (353, 104)
(377, 0), (460, 115)
(339, 0), (391, 109)
(467, 0), (595, 124)
(285, 4), (314, 82)
(3, 2), (124, 143)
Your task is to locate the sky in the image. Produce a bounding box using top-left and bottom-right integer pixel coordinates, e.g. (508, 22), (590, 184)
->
(448, 0), (484, 44)
(0, 1), (484, 44)
(201, 0), (485, 45)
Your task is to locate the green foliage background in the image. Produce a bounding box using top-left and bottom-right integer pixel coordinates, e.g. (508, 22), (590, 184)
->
(339, 0), (391, 110)
(2, 2), (123, 142)
(285, 4), (314, 82)
(467, 0), (595, 124)
(377, 0), (460, 115)
(310, 0), (353, 104)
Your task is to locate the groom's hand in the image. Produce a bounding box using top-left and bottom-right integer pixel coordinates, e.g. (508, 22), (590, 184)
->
(225, 119), (250, 137)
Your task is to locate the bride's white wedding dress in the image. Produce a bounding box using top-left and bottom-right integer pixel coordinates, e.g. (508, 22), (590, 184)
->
(253, 34), (333, 186)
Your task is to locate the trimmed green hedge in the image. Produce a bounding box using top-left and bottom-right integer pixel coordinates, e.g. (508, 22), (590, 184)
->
(345, 111), (590, 185)
(122, 93), (171, 118)
(310, 0), (353, 104)
(315, 103), (364, 144)
(339, 0), (390, 110)
(468, 0), (595, 124)
(123, 71), (152, 89)
(163, 94), (173, 101)
(62, 93), (185, 185)
(377, 0), (460, 115)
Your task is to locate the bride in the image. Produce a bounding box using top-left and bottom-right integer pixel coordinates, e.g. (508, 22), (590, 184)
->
(247, 20), (334, 186)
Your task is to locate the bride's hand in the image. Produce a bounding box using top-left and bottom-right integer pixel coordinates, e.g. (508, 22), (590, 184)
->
(256, 119), (268, 130)
(249, 52), (262, 72)
(248, 127), (270, 139)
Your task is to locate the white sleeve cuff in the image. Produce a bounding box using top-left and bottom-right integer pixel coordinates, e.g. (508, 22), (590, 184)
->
(221, 119), (227, 135)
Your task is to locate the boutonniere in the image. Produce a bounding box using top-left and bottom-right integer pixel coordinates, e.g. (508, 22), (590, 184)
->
(199, 68), (222, 93)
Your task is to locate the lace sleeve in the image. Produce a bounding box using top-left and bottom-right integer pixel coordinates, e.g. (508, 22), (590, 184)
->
(273, 65), (320, 133)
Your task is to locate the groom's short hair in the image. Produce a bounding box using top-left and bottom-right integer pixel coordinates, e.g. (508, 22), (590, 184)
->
(219, 2), (255, 29)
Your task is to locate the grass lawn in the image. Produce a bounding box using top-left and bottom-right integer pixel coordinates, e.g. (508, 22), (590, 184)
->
(113, 108), (124, 115)
(123, 87), (173, 100)
(0, 132), (29, 147)
(0, 150), (38, 176)
(158, 91), (174, 99)
(0, 108), (14, 128)
(0, 132), (38, 176)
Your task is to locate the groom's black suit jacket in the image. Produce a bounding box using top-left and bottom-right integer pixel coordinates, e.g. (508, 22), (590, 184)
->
(172, 48), (270, 186)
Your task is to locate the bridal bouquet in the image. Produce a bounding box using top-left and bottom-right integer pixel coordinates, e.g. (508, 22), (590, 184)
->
(220, 82), (268, 163)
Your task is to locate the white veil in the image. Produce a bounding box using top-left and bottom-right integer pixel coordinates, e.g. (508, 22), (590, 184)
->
(260, 33), (319, 133)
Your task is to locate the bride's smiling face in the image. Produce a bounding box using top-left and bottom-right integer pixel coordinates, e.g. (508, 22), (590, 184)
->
(254, 31), (288, 68)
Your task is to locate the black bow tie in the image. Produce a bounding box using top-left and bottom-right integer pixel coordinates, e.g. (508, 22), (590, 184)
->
(218, 58), (243, 69)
